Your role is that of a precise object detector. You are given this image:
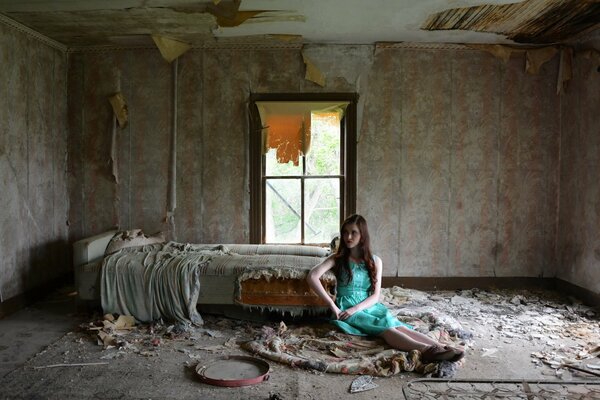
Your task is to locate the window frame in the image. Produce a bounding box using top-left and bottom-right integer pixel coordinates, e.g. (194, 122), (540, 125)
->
(249, 93), (358, 244)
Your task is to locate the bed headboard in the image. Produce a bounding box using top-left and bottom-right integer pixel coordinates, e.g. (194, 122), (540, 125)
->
(73, 230), (118, 267)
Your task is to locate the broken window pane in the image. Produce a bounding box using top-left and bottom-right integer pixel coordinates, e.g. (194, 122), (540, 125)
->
(306, 112), (341, 176)
(265, 178), (301, 243)
(304, 178), (340, 244)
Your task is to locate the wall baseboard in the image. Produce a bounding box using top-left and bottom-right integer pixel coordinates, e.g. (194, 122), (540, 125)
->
(382, 276), (556, 291)
(382, 277), (599, 307)
(0, 273), (73, 319)
(555, 278), (600, 308)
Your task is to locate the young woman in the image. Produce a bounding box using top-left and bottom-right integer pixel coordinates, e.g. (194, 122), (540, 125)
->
(307, 214), (464, 363)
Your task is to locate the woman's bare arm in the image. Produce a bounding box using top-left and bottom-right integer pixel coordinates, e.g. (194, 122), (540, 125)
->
(306, 255), (340, 316)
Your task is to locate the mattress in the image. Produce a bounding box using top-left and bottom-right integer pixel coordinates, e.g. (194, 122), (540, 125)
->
(73, 232), (335, 310)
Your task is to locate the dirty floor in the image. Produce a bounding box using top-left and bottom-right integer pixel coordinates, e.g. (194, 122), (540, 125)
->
(1, 286), (599, 399)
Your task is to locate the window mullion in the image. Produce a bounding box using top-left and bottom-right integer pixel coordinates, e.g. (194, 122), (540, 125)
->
(301, 156), (305, 244)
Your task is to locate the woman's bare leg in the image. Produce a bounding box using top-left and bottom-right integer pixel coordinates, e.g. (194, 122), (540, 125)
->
(382, 327), (465, 362)
(380, 328), (429, 352)
(396, 326), (440, 346)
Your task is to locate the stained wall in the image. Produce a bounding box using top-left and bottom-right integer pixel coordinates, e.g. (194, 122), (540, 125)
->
(557, 38), (600, 294)
(67, 44), (566, 284)
(360, 46), (560, 279)
(0, 23), (68, 301)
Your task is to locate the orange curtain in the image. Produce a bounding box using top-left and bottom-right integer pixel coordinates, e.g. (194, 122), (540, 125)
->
(264, 113), (310, 165)
(257, 101), (348, 166)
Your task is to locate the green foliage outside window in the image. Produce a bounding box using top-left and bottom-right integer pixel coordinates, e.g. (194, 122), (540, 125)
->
(265, 113), (341, 244)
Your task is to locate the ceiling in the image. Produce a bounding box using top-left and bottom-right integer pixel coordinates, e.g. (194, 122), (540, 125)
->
(0, 0), (599, 48)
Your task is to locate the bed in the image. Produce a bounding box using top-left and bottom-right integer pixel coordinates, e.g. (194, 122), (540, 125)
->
(73, 230), (336, 323)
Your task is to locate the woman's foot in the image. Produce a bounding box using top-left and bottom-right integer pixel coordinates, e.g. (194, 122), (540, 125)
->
(420, 345), (456, 362)
(420, 344), (464, 363)
(444, 345), (465, 362)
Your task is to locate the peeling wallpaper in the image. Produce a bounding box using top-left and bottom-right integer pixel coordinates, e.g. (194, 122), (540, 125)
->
(557, 39), (600, 294)
(0, 23), (68, 301)
(0, 20), (596, 304)
(67, 44), (571, 285)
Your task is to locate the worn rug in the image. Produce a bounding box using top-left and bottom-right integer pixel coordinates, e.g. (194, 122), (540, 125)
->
(242, 287), (472, 378)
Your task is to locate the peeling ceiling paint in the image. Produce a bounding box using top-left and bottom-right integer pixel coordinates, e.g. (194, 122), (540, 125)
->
(0, 0), (598, 47)
(423, 0), (600, 44)
(2, 8), (217, 46)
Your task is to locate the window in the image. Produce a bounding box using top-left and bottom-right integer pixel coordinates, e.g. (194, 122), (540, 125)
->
(249, 94), (357, 245)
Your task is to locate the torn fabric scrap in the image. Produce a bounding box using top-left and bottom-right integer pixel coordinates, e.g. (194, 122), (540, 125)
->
(557, 47), (573, 95)
(108, 92), (128, 128)
(151, 34), (191, 63)
(526, 47), (558, 74)
(302, 52), (326, 87)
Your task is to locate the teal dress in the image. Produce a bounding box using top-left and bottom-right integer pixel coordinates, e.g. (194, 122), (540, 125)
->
(331, 259), (412, 336)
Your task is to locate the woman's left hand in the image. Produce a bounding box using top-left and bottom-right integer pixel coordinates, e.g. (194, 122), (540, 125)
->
(338, 307), (357, 320)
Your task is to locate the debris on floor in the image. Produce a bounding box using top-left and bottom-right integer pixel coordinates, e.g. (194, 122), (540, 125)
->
(349, 375), (378, 393)
(2, 286), (600, 399)
(79, 312), (251, 361)
(74, 286), (600, 382)
(382, 286), (600, 380)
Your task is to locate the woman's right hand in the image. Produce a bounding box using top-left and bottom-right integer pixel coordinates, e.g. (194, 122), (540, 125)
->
(331, 305), (342, 319)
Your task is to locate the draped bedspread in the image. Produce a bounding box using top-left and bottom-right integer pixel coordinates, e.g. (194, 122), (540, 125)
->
(101, 243), (230, 326)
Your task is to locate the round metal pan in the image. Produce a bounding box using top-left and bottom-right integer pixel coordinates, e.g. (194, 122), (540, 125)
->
(196, 355), (270, 387)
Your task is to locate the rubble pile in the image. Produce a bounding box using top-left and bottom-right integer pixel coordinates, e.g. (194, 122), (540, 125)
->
(383, 286), (600, 378)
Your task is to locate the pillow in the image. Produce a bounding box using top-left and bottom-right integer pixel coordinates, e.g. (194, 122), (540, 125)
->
(105, 229), (166, 255)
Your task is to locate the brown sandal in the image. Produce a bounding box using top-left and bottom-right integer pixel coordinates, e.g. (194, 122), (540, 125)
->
(420, 345), (457, 363)
(420, 345), (465, 363)
(445, 345), (465, 362)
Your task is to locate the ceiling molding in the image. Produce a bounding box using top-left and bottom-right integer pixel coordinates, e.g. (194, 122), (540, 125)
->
(67, 41), (304, 53)
(0, 13), (66, 52)
(66, 41), (523, 53)
(66, 44), (157, 53)
(375, 42), (473, 51)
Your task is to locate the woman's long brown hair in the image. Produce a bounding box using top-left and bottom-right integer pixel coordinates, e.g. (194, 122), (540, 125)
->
(334, 214), (377, 292)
